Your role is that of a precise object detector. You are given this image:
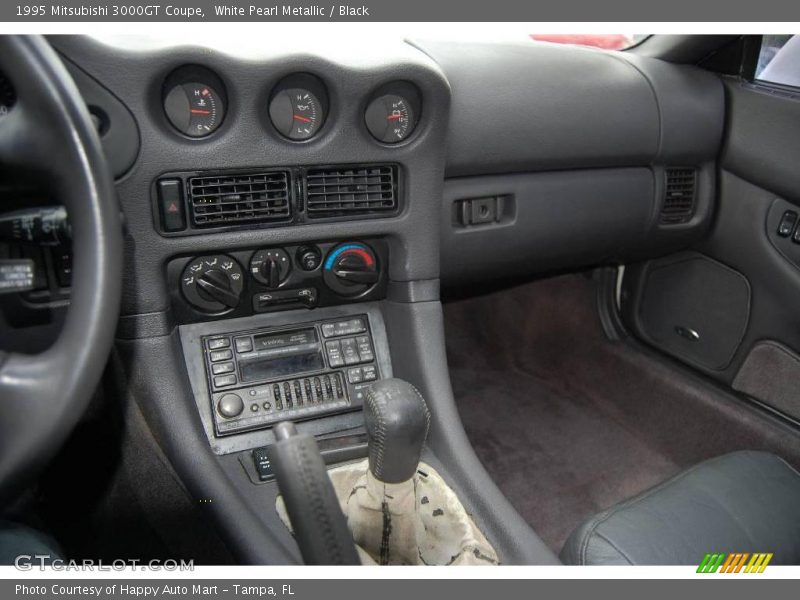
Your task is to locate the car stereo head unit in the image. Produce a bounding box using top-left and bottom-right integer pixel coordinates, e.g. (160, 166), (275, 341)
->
(202, 314), (381, 436)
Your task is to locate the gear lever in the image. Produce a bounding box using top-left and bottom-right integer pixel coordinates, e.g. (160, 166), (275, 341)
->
(364, 378), (431, 484)
(274, 379), (498, 565)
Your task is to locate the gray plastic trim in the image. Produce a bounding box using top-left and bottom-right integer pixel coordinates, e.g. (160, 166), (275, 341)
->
(441, 169), (654, 286)
(413, 39), (659, 177)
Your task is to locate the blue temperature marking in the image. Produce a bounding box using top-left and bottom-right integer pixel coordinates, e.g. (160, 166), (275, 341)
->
(324, 244), (367, 270)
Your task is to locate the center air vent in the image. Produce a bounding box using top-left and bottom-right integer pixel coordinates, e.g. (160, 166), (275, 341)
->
(660, 168), (697, 225)
(188, 171), (290, 227)
(305, 165), (398, 218)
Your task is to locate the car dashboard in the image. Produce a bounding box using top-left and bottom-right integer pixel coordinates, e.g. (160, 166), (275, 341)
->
(0, 33), (725, 565)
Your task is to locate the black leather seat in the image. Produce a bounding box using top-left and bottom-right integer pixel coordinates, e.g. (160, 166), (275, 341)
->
(0, 521), (62, 566)
(560, 451), (800, 565)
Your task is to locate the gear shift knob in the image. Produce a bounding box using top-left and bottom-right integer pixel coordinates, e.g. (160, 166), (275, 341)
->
(364, 378), (430, 484)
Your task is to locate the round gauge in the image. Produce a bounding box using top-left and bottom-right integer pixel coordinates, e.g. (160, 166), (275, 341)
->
(164, 82), (225, 138)
(365, 94), (416, 144)
(269, 87), (323, 141)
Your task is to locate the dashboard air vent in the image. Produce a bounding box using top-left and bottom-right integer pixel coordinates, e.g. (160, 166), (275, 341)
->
(188, 171), (290, 227)
(660, 168), (697, 225)
(305, 165), (398, 218)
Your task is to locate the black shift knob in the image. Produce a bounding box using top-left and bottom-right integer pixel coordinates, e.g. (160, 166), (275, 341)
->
(364, 378), (430, 484)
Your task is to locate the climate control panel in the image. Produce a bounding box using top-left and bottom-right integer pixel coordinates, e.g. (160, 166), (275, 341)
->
(171, 239), (388, 323)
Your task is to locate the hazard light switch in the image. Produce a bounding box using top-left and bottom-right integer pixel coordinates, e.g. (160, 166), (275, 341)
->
(157, 178), (186, 232)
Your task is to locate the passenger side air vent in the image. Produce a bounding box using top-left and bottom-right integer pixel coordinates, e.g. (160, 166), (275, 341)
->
(305, 165), (398, 218)
(660, 168), (697, 225)
(188, 171), (291, 227)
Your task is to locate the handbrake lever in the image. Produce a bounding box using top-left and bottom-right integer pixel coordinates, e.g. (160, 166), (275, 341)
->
(271, 422), (360, 565)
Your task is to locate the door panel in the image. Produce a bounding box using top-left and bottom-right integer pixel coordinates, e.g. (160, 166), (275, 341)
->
(623, 74), (800, 422)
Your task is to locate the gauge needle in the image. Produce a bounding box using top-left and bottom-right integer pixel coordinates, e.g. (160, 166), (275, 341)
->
(190, 109), (211, 115)
(386, 114), (403, 120)
(293, 114), (312, 123)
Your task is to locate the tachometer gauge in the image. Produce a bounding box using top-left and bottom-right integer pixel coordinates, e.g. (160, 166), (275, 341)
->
(164, 82), (225, 138)
(269, 87), (323, 141)
(365, 91), (418, 144)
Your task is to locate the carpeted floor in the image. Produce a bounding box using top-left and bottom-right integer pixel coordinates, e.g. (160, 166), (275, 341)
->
(443, 273), (800, 553)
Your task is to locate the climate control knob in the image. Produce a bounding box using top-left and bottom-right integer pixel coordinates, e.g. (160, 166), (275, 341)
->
(181, 254), (244, 313)
(323, 242), (379, 297)
(250, 248), (291, 288)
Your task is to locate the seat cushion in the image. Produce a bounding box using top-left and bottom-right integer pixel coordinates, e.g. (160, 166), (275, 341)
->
(0, 521), (62, 566)
(560, 451), (800, 565)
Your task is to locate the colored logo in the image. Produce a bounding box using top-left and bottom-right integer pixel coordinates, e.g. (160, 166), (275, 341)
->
(697, 553), (773, 573)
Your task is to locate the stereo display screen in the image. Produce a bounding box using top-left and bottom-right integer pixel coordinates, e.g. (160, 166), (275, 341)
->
(238, 327), (324, 382)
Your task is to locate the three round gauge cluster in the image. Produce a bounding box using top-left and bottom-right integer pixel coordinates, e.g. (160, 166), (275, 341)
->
(163, 67), (420, 144)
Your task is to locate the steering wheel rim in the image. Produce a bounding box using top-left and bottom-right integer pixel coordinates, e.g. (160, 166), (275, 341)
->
(0, 36), (122, 505)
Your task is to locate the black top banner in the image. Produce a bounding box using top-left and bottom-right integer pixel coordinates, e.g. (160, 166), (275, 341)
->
(3, 0), (800, 22)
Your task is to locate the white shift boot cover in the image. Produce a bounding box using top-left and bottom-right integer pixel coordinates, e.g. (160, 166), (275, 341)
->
(277, 459), (498, 565)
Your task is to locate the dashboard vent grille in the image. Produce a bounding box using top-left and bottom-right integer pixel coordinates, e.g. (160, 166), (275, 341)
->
(188, 171), (290, 227)
(660, 168), (697, 224)
(305, 165), (398, 217)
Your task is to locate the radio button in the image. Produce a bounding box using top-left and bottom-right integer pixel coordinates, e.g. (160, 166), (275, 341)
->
(356, 336), (374, 362)
(250, 403), (259, 413)
(321, 317), (367, 338)
(347, 367), (363, 384)
(339, 318), (366, 335)
(208, 337), (230, 350)
(272, 384), (283, 410)
(313, 377), (323, 402)
(324, 376), (334, 399)
(325, 340), (345, 367)
(263, 401), (271, 411)
(341, 338), (360, 365)
(362, 365), (377, 382)
(214, 374), (237, 387)
(234, 336), (253, 353)
(210, 349), (233, 362)
(334, 375), (345, 398)
(217, 393), (244, 418)
(303, 379), (313, 403)
(212, 362), (234, 375)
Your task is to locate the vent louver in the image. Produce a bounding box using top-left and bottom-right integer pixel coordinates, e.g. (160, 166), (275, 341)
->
(188, 171), (290, 227)
(305, 165), (398, 218)
(660, 168), (697, 225)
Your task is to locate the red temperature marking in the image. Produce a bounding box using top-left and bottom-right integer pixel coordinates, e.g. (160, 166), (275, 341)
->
(342, 248), (375, 267)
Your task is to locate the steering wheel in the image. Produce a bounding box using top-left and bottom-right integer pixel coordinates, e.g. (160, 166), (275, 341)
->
(0, 37), (122, 505)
